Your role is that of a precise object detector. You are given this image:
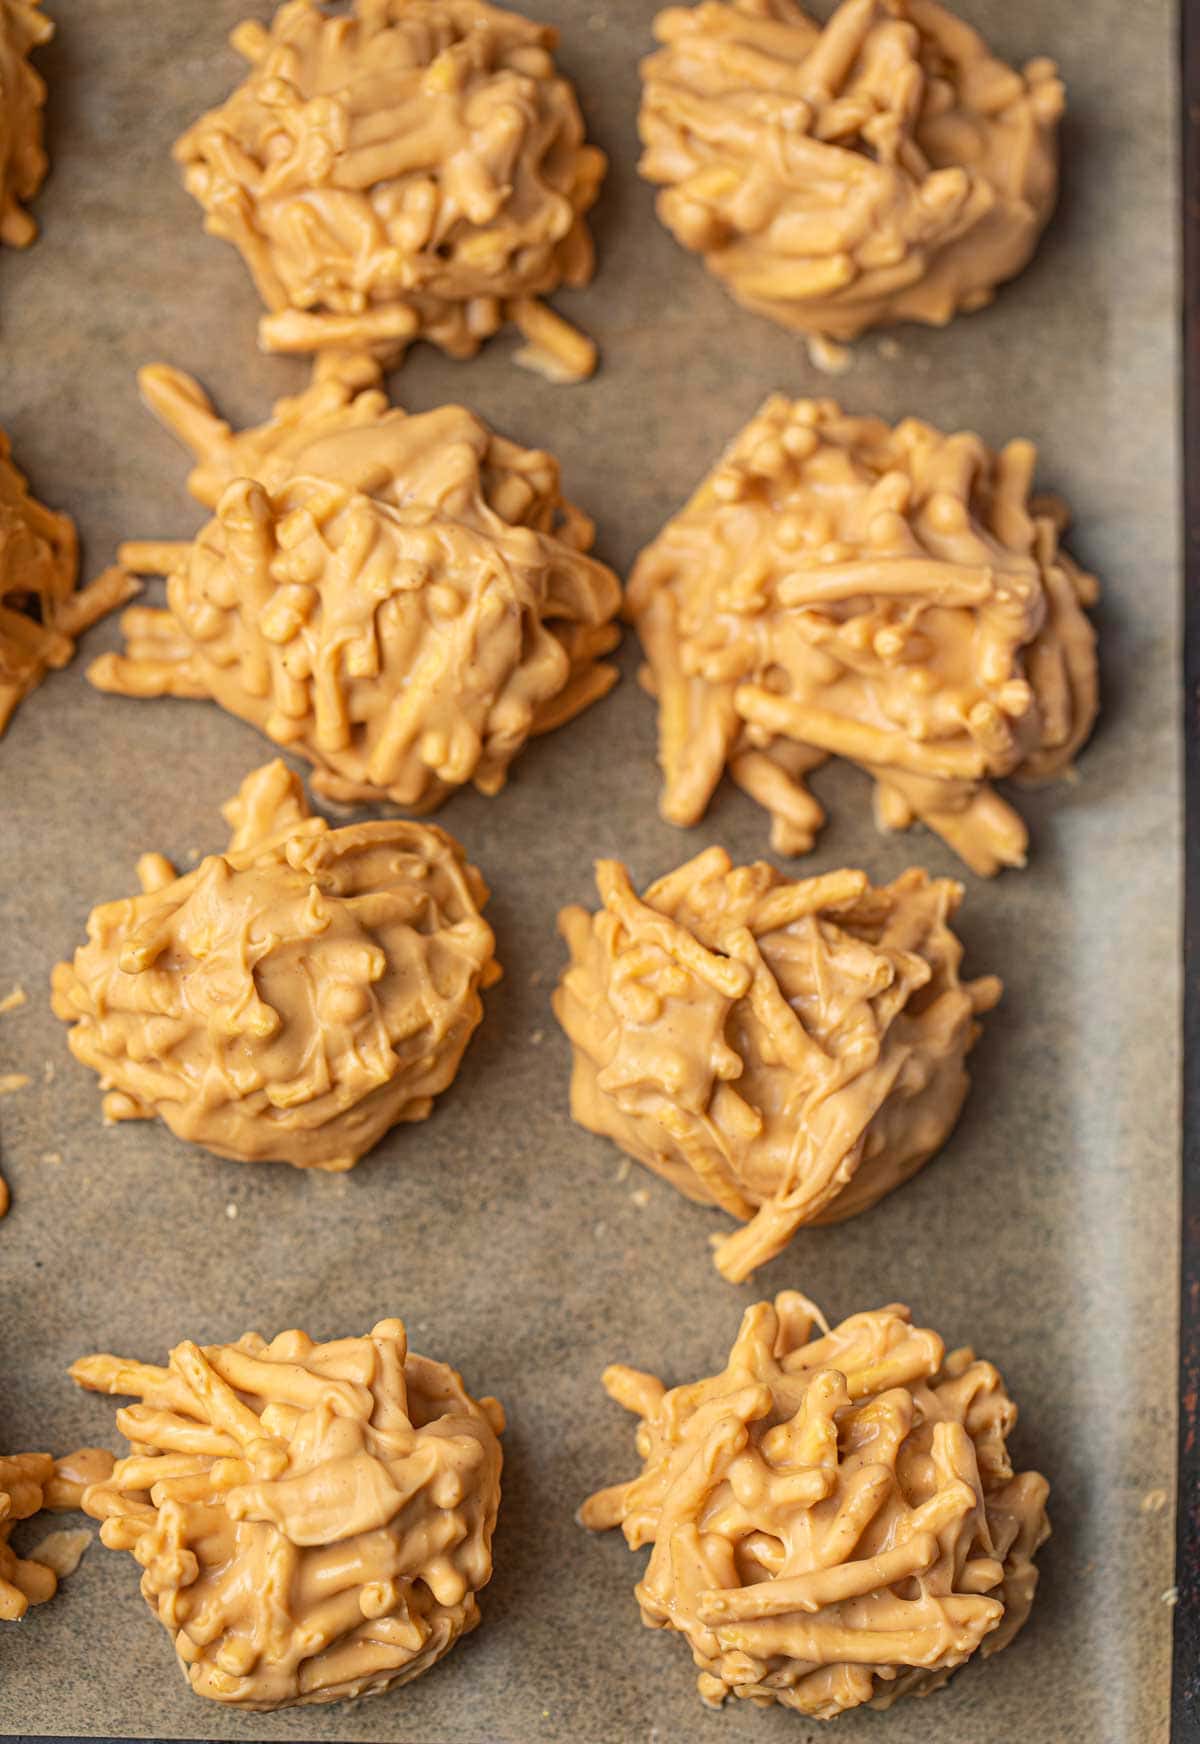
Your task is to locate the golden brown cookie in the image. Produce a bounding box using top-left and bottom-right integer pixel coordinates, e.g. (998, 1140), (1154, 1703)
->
(0, 429), (134, 735)
(554, 852), (999, 1281)
(628, 395), (1098, 874)
(73, 1317), (503, 1708)
(0, 0), (54, 247)
(175, 0), (606, 377)
(581, 1291), (1049, 1717)
(89, 357), (622, 810)
(639, 0), (1063, 342)
(0, 1447), (113, 1620)
(52, 760), (500, 1169)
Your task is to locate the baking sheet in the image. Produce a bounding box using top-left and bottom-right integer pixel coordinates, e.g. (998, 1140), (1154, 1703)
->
(0, 1), (1181, 1739)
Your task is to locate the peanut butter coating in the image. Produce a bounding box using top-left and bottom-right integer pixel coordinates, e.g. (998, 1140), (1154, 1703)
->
(581, 1293), (1049, 1718)
(51, 759), (499, 1170)
(0, 429), (134, 735)
(88, 358), (622, 810)
(628, 395), (1098, 875)
(174, 0), (606, 378)
(0, 0), (52, 247)
(555, 852), (999, 1282)
(0, 1448), (114, 1620)
(72, 1318), (504, 1709)
(639, 0), (1063, 342)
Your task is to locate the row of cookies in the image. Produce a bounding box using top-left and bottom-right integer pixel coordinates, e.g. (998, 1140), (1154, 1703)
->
(2, 0), (1065, 366)
(6, 1293), (1047, 1718)
(6, 351), (1097, 874)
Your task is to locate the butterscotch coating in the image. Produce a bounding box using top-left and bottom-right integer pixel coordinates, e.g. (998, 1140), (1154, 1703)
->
(628, 395), (1098, 876)
(73, 1317), (504, 1709)
(175, 0), (606, 379)
(0, 0), (53, 247)
(88, 358), (622, 810)
(0, 1448), (114, 1619)
(639, 0), (1063, 342)
(0, 429), (134, 735)
(51, 760), (499, 1170)
(581, 1292), (1049, 1718)
(554, 852), (999, 1282)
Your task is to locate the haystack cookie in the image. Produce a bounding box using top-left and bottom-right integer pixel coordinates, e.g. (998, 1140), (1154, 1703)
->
(1, 1448), (114, 1620)
(0, 0), (55, 246)
(89, 356), (622, 810)
(0, 429), (135, 734)
(555, 852), (999, 1282)
(74, 1317), (503, 1708)
(175, 0), (606, 378)
(628, 395), (1098, 874)
(639, 0), (1063, 344)
(52, 760), (499, 1169)
(581, 1292), (1049, 1717)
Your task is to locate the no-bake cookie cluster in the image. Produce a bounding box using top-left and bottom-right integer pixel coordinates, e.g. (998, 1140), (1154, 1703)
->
(628, 395), (1097, 875)
(176, 0), (607, 378)
(52, 760), (499, 1169)
(639, 0), (1063, 343)
(89, 358), (622, 811)
(72, 1317), (503, 1708)
(583, 1292), (1049, 1718)
(555, 852), (999, 1281)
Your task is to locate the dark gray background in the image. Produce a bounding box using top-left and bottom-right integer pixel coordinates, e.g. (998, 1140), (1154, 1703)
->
(0, 1), (1180, 1740)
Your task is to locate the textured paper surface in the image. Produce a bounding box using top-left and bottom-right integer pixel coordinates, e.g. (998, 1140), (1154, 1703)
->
(0, 2), (1180, 1740)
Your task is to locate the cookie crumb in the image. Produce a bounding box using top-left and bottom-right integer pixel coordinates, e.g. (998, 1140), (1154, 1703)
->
(806, 333), (852, 376)
(30, 1528), (93, 1579)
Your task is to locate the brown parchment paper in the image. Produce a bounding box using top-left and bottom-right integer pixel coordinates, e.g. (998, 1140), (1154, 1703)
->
(0, 2), (1180, 1740)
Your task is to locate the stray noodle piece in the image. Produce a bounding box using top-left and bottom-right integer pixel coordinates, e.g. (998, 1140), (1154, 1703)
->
(639, 0), (1063, 342)
(0, 985), (27, 1013)
(0, 1073), (29, 1094)
(175, 0), (606, 378)
(554, 851), (999, 1282)
(88, 356), (621, 810)
(0, 1447), (114, 1619)
(0, 430), (136, 735)
(52, 759), (500, 1170)
(628, 396), (1098, 875)
(0, 0), (53, 246)
(581, 1291), (1049, 1717)
(73, 1317), (504, 1709)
